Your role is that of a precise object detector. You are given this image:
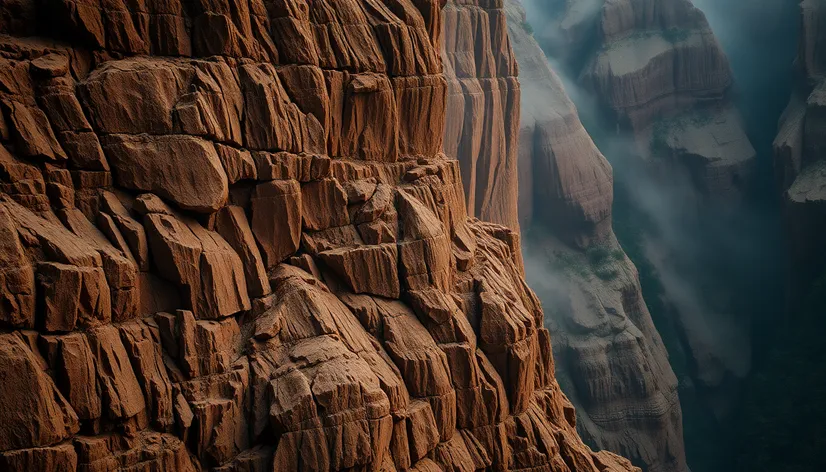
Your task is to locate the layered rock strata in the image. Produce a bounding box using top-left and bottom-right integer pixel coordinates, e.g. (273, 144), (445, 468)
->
(505, 2), (687, 471)
(0, 1), (638, 471)
(441, 0), (521, 231)
(545, 0), (755, 203)
(534, 0), (754, 419)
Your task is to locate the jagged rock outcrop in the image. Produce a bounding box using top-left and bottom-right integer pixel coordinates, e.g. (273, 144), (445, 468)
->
(441, 0), (521, 231)
(0, 1), (639, 471)
(775, 0), (826, 309)
(505, 2), (687, 472)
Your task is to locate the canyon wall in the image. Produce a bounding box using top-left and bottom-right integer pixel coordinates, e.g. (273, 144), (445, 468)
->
(505, 2), (687, 472)
(441, 0), (521, 231)
(0, 0), (641, 471)
(549, 0), (755, 203)
(775, 0), (826, 309)
(532, 0), (756, 425)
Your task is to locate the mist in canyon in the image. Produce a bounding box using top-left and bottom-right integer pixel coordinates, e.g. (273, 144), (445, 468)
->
(4, 0), (820, 470)
(516, 0), (807, 470)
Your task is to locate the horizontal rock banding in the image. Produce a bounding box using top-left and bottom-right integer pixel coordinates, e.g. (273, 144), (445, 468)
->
(0, 0), (638, 471)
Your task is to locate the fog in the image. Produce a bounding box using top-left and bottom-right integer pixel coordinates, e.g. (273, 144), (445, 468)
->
(516, 0), (799, 470)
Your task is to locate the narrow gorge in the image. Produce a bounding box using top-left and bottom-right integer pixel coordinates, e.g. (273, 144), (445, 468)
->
(511, 0), (813, 471)
(0, 0), (820, 471)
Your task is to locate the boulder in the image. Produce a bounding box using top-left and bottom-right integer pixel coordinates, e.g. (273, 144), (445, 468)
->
(250, 180), (301, 268)
(301, 178), (350, 230)
(319, 244), (401, 299)
(0, 334), (79, 451)
(101, 134), (228, 213)
(214, 205), (270, 298)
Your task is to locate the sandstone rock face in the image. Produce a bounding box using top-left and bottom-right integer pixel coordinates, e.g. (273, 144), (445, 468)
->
(442, 0), (521, 231)
(775, 0), (826, 309)
(505, 3), (687, 472)
(0, 2), (638, 471)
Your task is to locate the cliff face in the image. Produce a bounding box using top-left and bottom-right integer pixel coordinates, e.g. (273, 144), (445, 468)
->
(505, 3), (687, 472)
(0, 1), (640, 471)
(507, 4), (612, 243)
(532, 0), (756, 422)
(547, 0), (755, 203)
(775, 0), (826, 309)
(441, 0), (521, 231)
(584, 0), (729, 128)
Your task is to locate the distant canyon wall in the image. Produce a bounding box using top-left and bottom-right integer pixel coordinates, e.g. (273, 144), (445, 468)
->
(531, 0), (758, 422)
(775, 0), (826, 309)
(504, 2), (688, 472)
(547, 0), (756, 203)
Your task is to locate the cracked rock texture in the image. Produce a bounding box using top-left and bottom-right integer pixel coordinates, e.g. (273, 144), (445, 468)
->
(441, 0), (521, 232)
(0, 0), (639, 471)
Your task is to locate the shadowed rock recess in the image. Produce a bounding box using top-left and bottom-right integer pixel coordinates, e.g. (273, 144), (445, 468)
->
(0, 0), (639, 471)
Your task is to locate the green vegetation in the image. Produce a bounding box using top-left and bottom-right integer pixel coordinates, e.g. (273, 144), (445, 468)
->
(522, 20), (534, 36)
(600, 30), (657, 52)
(649, 109), (716, 157)
(552, 250), (590, 278)
(551, 245), (622, 281)
(586, 245), (623, 281)
(585, 245), (612, 265)
(593, 266), (618, 281)
(662, 27), (691, 44)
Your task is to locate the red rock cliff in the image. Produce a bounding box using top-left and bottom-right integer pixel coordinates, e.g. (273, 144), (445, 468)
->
(441, 0), (521, 231)
(0, 1), (638, 471)
(505, 2), (687, 472)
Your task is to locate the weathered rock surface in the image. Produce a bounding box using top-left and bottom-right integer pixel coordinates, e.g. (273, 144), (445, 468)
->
(544, 0), (755, 203)
(504, 3), (613, 242)
(0, 1), (638, 471)
(775, 0), (826, 309)
(442, 0), (521, 231)
(506, 3), (687, 471)
(534, 0), (757, 453)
